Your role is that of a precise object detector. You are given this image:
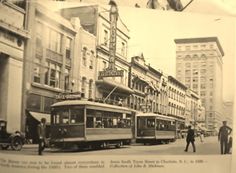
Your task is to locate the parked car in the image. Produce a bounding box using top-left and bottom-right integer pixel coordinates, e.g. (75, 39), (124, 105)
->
(0, 119), (25, 151)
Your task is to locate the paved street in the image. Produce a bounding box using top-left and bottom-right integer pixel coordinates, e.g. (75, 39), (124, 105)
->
(0, 136), (226, 156)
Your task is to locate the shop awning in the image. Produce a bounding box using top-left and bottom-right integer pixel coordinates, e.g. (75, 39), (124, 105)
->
(96, 79), (134, 95)
(29, 111), (51, 124)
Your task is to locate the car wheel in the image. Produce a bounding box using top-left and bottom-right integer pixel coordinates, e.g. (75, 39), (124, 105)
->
(1, 144), (10, 150)
(11, 137), (23, 151)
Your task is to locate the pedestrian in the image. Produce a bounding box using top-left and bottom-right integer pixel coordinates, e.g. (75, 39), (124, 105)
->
(199, 131), (204, 142)
(218, 121), (232, 154)
(184, 125), (196, 152)
(37, 118), (46, 155)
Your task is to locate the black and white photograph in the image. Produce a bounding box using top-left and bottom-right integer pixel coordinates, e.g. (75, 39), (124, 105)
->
(0, 0), (235, 173)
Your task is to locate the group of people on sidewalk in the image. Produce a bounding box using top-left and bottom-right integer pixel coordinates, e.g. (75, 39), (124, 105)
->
(184, 121), (232, 154)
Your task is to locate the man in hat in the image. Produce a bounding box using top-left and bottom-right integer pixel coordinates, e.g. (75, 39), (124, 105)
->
(37, 118), (46, 155)
(184, 125), (196, 152)
(218, 121), (232, 154)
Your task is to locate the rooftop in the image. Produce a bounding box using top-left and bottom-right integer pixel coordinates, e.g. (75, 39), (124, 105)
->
(174, 37), (224, 56)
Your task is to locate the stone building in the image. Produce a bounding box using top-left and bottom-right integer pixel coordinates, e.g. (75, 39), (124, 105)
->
(0, 0), (29, 132)
(175, 37), (224, 132)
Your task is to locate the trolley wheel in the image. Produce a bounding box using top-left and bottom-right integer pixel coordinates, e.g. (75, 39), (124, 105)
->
(11, 137), (23, 151)
(1, 144), (10, 150)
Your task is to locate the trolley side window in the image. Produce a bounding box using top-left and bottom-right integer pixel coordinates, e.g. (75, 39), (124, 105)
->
(52, 108), (69, 124)
(70, 106), (84, 124)
(86, 109), (131, 128)
(137, 117), (155, 129)
(51, 106), (84, 125)
(156, 119), (175, 131)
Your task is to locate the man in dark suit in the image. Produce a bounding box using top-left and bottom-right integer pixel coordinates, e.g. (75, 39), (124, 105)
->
(37, 118), (46, 155)
(184, 125), (196, 152)
(218, 121), (232, 154)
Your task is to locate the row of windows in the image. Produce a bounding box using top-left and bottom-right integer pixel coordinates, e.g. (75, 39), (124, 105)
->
(33, 60), (71, 91)
(82, 47), (95, 69)
(103, 29), (127, 57)
(178, 44), (215, 51)
(168, 87), (185, 104)
(168, 104), (185, 116)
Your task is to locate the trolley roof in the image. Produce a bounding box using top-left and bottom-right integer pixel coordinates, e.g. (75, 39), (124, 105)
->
(51, 100), (132, 114)
(136, 113), (176, 121)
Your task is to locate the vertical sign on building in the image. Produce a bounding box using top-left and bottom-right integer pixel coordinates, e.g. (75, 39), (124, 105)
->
(99, 0), (124, 78)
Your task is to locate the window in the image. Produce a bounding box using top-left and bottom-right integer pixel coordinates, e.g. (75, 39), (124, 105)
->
(47, 28), (62, 53)
(70, 107), (84, 124)
(82, 47), (87, 66)
(64, 68), (70, 91)
(44, 97), (55, 113)
(104, 30), (108, 46)
(81, 77), (86, 98)
(121, 42), (126, 56)
(200, 69), (206, 74)
(200, 77), (206, 82)
(65, 37), (72, 66)
(193, 77), (198, 82)
(200, 91), (205, 97)
(89, 80), (93, 99)
(185, 63), (191, 68)
(89, 50), (94, 69)
(185, 69), (191, 75)
(33, 58), (41, 83)
(36, 22), (43, 50)
(44, 62), (61, 88)
(27, 94), (41, 112)
(201, 84), (206, 89)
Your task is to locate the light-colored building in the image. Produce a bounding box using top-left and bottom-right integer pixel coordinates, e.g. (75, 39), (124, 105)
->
(56, 2), (133, 106)
(168, 76), (187, 130)
(23, 2), (80, 141)
(0, 1), (29, 132)
(71, 18), (97, 100)
(129, 54), (168, 114)
(174, 37), (224, 132)
(223, 101), (234, 127)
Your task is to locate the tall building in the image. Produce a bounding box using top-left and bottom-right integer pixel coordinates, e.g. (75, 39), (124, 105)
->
(56, 2), (133, 106)
(174, 37), (224, 132)
(0, 0), (29, 132)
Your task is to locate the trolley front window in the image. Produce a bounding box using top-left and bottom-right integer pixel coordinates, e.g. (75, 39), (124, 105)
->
(51, 106), (84, 125)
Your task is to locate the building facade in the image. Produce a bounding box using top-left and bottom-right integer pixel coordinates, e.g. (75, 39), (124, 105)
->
(57, 3), (133, 106)
(174, 37), (224, 132)
(167, 76), (187, 130)
(0, 0), (29, 132)
(23, 2), (81, 140)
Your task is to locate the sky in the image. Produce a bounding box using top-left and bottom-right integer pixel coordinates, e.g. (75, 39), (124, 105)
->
(45, 0), (236, 102)
(117, 7), (235, 102)
(72, 0), (236, 102)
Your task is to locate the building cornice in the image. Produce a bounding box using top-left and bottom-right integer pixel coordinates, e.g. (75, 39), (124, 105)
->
(174, 37), (224, 56)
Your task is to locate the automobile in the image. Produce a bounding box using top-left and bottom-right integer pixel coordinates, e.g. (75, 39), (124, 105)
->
(0, 119), (25, 151)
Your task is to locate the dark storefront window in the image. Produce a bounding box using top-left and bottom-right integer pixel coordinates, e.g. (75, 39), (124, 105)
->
(44, 97), (55, 113)
(27, 94), (41, 112)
